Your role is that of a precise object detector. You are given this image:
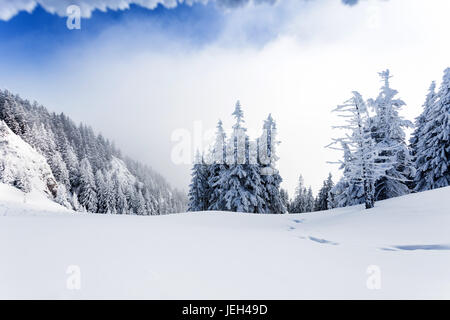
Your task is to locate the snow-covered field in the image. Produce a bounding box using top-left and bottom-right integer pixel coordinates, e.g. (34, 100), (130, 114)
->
(1, 183), (449, 299)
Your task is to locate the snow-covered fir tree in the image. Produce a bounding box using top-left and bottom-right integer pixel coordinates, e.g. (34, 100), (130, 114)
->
(78, 158), (98, 213)
(328, 91), (386, 209)
(290, 175), (314, 213)
(245, 140), (266, 213)
(305, 187), (315, 213)
(314, 173), (334, 211)
(207, 120), (227, 211)
(259, 114), (285, 213)
(95, 170), (108, 213)
(114, 173), (128, 214)
(413, 68), (450, 191)
(279, 188), (290, 213)
(329, 143), (365, 209)
(409, 81), (437, 190)
(187, 151), (209, 212)
(103, 172), (116, 214)
(55, 184), (71, 209)
(219, 101), (255, 212)
(410, 82), (437, 164)
(368, 70), (414, 200)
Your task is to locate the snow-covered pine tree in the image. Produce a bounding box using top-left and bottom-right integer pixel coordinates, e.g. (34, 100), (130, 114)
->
(280, 188), (290, 213)
(0, 99), (21, 134)
(259, 114), (285, 214)
(368, 70), (414, 200)
(115, 178), (128, 214)
(414, 68), (450, 191)
(329, 142), (364, 208)
(144, 188), (156, 215)
(103, 171), (116, 214)
(328, 91), (385, 209)
(218, 101), (255, 212)
(49, 152), (70, 189)
(314, 173), (334, 211)
(246, 140), (266, 213)
(78, 157), (98, 213)
(132, 187), (147, 215)
(410, 81), (437, 168)
(55, 184), (71, 209)
(207, 120), (227, 211)
(305, 187), (315, 212)
(187, 150), (209, 211)
(62, 144), (79, 191)
(290, 175), (308, 213)
(95, 169), (107, 213)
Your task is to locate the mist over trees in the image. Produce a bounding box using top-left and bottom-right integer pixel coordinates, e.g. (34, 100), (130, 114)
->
(0, 89), (187, 215)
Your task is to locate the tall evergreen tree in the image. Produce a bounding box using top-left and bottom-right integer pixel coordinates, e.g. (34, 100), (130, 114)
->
(328, 91), (386, 209)
(187, 151), (209, 211)
(114, 173), (128, 214)
(410, 81), (437, 164)
(280, 188), (290, 213)
(219, 101), (255, 212)
(103, 172), (116, 214)
(95, 170), (107, 213)
(314, 173), (334, 211)
(55, 184), (71, 209)
(290, 175), (308, 213)
(305, 187), (315, 213)
(78, 158), (98, 212)
(330, 142), (364, 208)
(259, 114), (285, 213)
(369, 70), (413, 200)
(414, 68), (450, 191)
(207, 120), (227, 211)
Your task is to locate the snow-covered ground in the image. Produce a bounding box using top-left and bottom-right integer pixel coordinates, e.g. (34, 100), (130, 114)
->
(1, 183), (449, 299)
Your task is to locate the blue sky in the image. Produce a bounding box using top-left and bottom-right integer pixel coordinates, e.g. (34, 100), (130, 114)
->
(0, 2), (225, 67)
(0, 0), (449, 194)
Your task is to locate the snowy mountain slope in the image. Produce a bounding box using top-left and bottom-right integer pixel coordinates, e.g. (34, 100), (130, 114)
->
(0, 90), (187, 214)
(0, 185), (449, 299)
(0, 121), (57, 196)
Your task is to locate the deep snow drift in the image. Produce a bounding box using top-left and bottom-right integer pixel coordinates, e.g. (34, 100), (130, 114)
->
(0, 183), (449, 299)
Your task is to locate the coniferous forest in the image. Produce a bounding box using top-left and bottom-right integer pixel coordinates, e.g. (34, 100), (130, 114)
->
(0, 90), (187, 215)
(0, 68), (448, 215)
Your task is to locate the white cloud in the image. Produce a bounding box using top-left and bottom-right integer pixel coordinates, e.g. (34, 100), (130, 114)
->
(0, 0), (279, 21)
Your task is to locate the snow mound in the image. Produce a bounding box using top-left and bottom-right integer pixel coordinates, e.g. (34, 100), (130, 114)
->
(0, 183), (72, 216)
(0, 120), (57, 196)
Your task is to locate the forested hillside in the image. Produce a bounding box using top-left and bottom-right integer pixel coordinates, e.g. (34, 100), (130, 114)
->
(0, 89), (186, 214)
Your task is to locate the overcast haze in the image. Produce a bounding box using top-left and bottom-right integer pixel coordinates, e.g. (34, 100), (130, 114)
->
(0, 0), (449, 196)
